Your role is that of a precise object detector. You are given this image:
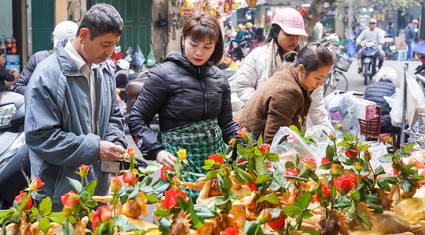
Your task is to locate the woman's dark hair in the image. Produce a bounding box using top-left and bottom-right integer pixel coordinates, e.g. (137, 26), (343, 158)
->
(180, 12), (224, 65)
(285, 43), (335, 76)
(77, 4), (123, 39)
(265, 24), (295, 59)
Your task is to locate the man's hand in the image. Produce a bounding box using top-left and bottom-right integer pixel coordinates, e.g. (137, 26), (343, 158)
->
(156, 150), (176, 170)
(99, 140), (126, 162)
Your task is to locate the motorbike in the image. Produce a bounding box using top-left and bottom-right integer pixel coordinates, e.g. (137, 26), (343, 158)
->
(0, 91), (29, 209)
(382, 37), (397, 60)
(413, 42), (425, 92)
(228, 35), (253, 62)
(359, 40), (381, 85)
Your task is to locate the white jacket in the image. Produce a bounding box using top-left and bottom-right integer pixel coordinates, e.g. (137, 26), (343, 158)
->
(232, 42), (332, 129)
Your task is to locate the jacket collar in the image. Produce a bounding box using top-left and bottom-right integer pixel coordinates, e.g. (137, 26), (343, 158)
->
(165, 51), (214, 78)
(55, 42), (112, 77)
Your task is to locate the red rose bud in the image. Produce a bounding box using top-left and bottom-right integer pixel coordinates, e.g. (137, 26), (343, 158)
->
(331, 164), (342, 176)
(79, 164), (89, 178)
(14, 192), (33, 210)
(160, 166), (171, 180)
(92, 205), (112, 232)
(127, 147), (135, 157)
(208, 153), (224, 166)
(321, 156), (330, 165)
(164, 188), (187, 209)
(110, 175), (123, 193)
(220, 227), (238, 235)
(363, 149), (371, 161)
(29, 177), (45, 191)
(259, 143), (271, 155)
(303, 158), (317, 170)
(284, 168), (298, 178)
(123, 171), (138, 186)
(237, 127), (248, 139)
(61, 191), (79, 210)
(345, 146), (358, 158)
(266, 212), (286, 231)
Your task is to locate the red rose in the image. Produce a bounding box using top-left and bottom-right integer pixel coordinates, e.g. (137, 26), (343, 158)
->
(29, 177), (45, 191)
(92, 205), (112, 232)
(208, 153), (224, 166)
(14, 192), (33, 210)
(345, 146), (358, 158)
(160, 166), (171, 180)
(285, 168), (298, 178)
(314, 183), (331, 202)
(61, 191), (79, 209)
(336, 173), (357, 194)
(266, 212), (286, 231)
(321, 156), (330, 165)
(259, 143), (270, 155)
(237, 127), (247, 139)
(164, 188), (187, 209)
(220, 227), (238, 235)
(123, 171), (138, 186)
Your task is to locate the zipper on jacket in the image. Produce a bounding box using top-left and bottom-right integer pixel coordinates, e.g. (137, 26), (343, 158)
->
(198, 67), (208, 118)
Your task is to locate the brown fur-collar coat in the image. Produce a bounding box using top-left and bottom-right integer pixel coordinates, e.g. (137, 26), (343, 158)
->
(234, 67), (312, 144)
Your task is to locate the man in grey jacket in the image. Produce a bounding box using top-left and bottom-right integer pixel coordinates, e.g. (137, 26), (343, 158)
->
(25, 3), (127, 211)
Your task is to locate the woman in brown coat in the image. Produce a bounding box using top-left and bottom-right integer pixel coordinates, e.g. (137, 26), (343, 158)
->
(234, 43), (335, 143)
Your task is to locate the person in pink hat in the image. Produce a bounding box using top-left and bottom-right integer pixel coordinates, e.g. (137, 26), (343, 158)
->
(232, 7), (332, 130)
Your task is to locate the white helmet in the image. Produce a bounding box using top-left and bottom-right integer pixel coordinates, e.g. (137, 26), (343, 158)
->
(52, 21), (79, 48)
(116, 59), (130, 71)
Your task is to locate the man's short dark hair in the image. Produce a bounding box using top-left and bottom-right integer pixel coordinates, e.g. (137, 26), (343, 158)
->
(78, 3), (123, 39)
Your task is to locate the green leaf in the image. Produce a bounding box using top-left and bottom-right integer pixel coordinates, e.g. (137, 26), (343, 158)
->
(378, 155), (393, 163)
(194, 205), (216, 219)
(294, 193), (311, 209)
(255, 174), (270, 184)
(256, 192), (280, 205)
(39, 196), (52, 216)
(257, 135), (263, 146)
(267, 153), (279, 162)
(60, 220), (74, 235)
(67, 177), (82, 193)
(326, 145), (335, 162)
(142, 164), (163, 175)
(128, 187), (140, 199)
(154, 207), (171, 217)
(402, 180), (412, 193)
(83, 180), (97, 196)
(235, 167), (254, 183)
(402, 143), (415, 152)
(48, 212), (66, 224)
(244, 220), (264, 235)
(284, 204), (303, 218)
(377, 180), (391, 191)
(285, 161), (296, 169)
(255, 157), (267, 175)
(145, 194), (160, 204)
(334, 196), (351, 209)
(383, 176), (399, 184)
(151, 180), (170, 194)
(39, 217), (51, 234)
(374, 166), (386, 176)
(158, 217), (171, 234)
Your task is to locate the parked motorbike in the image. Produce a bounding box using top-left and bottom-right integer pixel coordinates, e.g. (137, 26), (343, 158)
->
(383, 37), (397, 60)
(359, 40), (381, 85)
(228, 35), (252, 62)
(0, 91), (29, 209)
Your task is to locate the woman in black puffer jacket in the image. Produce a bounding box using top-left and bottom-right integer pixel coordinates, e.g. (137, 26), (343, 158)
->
(364, 67), (401, 134)
(128, 12), (239, 200)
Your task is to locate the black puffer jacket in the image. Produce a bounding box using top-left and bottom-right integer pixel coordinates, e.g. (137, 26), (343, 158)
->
(128, 51), (239, 160)
(14, 50), (53, 95)
(364, 79), (400, 133)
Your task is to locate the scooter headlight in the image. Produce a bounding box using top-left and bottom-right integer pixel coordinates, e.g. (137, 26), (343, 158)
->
(0, 104), (17, 128)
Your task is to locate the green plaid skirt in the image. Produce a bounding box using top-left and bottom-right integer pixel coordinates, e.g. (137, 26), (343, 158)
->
(161, 119), (226, 201)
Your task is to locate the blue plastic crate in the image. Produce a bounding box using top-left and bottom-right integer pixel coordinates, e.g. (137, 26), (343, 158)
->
(413, 43), (425, 55)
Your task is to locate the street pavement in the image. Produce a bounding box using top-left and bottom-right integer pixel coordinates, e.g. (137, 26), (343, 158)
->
(337, 58), (421, 94)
